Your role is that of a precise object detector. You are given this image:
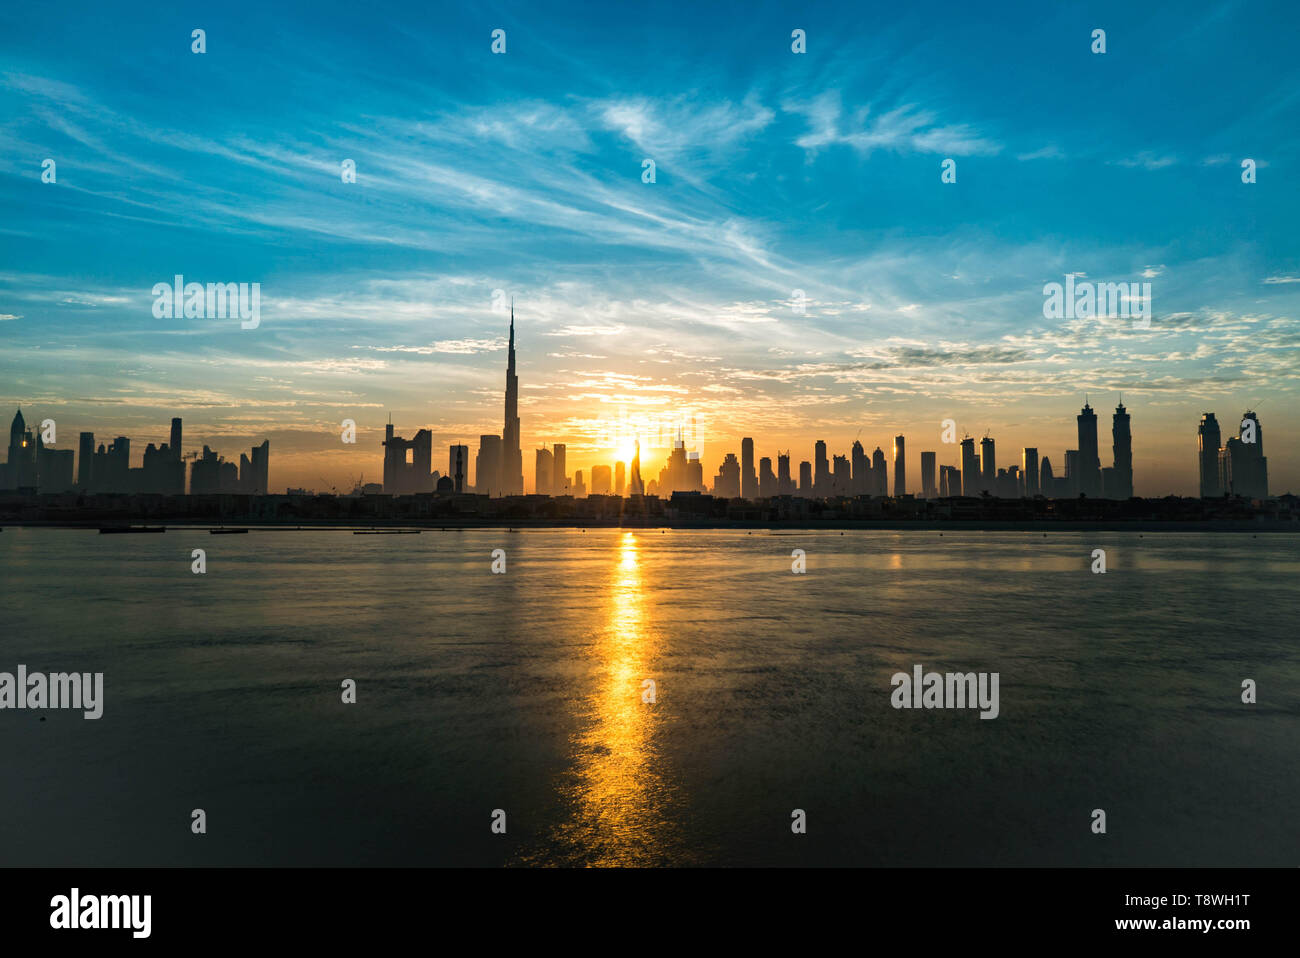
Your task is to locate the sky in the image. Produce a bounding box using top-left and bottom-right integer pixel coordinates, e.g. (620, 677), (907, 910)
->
(1, 0), (1298, 495)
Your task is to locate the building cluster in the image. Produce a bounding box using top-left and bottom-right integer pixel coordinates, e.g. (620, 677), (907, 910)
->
(1197, 411), (1269, 499)
(1, 305), (1275, 506)
(0, 409), (268, 495)
(377, 311), (1274, 507)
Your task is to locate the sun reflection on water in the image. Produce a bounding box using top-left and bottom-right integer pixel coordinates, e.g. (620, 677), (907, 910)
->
(526, 531), (689, 866)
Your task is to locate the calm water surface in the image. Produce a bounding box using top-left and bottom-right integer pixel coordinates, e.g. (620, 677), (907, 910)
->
(1, 528), (1296, 866)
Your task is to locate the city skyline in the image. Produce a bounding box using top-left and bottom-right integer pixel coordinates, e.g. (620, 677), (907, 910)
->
(2, 2), (1298, 496)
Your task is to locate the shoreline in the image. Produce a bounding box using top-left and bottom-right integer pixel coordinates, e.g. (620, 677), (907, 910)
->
(3, 518), (1296, 533)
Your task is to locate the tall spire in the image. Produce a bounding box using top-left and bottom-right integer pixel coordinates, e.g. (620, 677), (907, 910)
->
(502, 298), (523, 494)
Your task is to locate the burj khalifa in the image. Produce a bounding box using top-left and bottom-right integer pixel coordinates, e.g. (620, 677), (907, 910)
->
(501, 303), (524, 495)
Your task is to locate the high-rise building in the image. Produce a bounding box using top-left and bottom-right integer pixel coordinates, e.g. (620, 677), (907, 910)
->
(534, 447), (553, 496)
(249, 439), (269, 494)
(1198, 413), (1221, 498)
(5, 409), (37, 490)
(741, 437), (757, 499)
(798, 460), (812, 496)
(501, 304), (524, 495)
(814, 440), (829, 497)
(959, 437), (978, 497)
(1109, 401), (1132, 499)
(777, 452), (793, 495)
(871, 446), (888, 496)
(979, 436), (995, 495)
(920, 451), (936, 498)
(591, 464), (612, 496)
(475, 435), (502, 496)
(893, 435), (906, 496)
(628, 441), (644, 495)
(1063, 449), (1080, 497)
(170, 418), (183, 460)
(552, 443), (567, 495)
(615, 461), (626, 496)
(1223, 410), (1268, 498)
(714, 453), (740, 498)
(383, 422), (434, 494)
(831, 455), (850, 495)
(573, 469), (586, 498)
(1022, 448), (1039, 497)
(1040, 456), (1054, 496)
(851, 440), (869, 495)
(940, 465), (960, 498)
(78, 431), (94, 487)
(759, 457), (776, 497)
(1076, 400), (1101, 497)
(34, 430), (74, 493)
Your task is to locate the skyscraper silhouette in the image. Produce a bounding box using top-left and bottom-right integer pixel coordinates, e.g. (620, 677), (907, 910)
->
(920, 451), (936, 498)
(501, 303), (523, 495)
(628, 440), (644, 495)
(1076, 400), (1101, 497)
(1197, 413), (1221, 498)
(1022, 447), (1039, 497)
(893, 435), (906, 496)
(1110, 401), (1132, 499)
(741, 437), (757, 499)
(960, 437), (978, 497)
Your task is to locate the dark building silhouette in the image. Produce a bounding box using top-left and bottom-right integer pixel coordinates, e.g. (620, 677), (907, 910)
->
(4, 409), (37, 490)
(893, 435), (906, 497)
(475, 435), (502, 496)
(798, 460), (812, 495)
(741, 437), (757, 499)
(940, 464), (960, 497)
(627, 440), (644, 495)
(960, 437), (978, 497)
(1221, 410), (1268, 498)
(35, 433), (74, 493)
(777, 451), (793, 495)
(615, 460), (625, 496)
(871, 446), (888, 496)
(851, 440), (869, 495)
(78, 431), (94, 487)
(534, 447), (553, 496)
(1198, 412), (1222, 498)
(831, 454), (850, 495)
(501, 305), (524, 495)
(759, 456), (777, 497)
(714, 452), (740, 497)
(1108, 401), (1133, 498)
(383, 422), (434, 494)
(1076, 400), (1101, 497)
(1022, 447), (1039, 497)
(920, 451), (936, 498)
(1063, 449), (1080, 498)
(814, 440), (829, 496)
(980, 436), (995, 495)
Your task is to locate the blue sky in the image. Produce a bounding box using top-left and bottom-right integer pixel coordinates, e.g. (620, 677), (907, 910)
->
(1, 0), (1297, 494)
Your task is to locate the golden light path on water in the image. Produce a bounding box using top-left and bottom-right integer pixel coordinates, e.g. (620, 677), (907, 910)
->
(525, 531), (687, 866)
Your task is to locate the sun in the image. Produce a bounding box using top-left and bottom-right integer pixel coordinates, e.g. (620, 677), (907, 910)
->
(616, 440), (639, 464)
